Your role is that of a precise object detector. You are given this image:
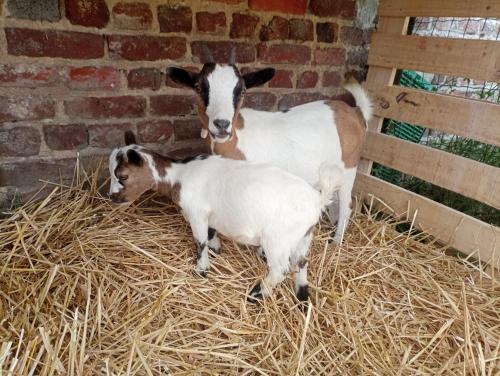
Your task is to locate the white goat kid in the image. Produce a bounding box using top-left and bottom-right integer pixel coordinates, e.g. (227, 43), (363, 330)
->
(109, 131), (342, 302)
(168, 61), (372, 244)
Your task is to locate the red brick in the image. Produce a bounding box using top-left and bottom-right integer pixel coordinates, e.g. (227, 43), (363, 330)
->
(278, 92), (326, 110)
(230, 13), (259, 38)
(297, 71), (318, 88)
(108, 35), (186, 61)
(65, 0), (109, 28)
(5, 28), (104, 59)
(289, 19), (313, 41)
(191, 41), (255, 63)
(0, 96), (55, 122)
(127, 68), (161, 90)
(66, 66), (120, 91)
(112, 2), (152, 30)
(269, 70), (293, 88)
(43, 123), (88, 150)
(309, 0), (356, 19)
(314, 47), (346, 65)
(150, 95), (196, 116)
(196, 12), (226, 33)
(259, 16), (289, 41)
(64, 96), (146, 119)
(158, 5), (192, 33)
(347, 49), (369, 66)
(257, 43), (311, 64)
(242, 92), (276, 110)
(88, 123), (134, 147)
(137, 120), (173, 143)
(322, 71), (341, 87)
(340, 26), (364, 46)
(0, 64), (59, 88)
(174, 118), (202, 141)
(317, 22), (338, 43)
(0, 126), (41, 157)
(249, 0), (307, 14)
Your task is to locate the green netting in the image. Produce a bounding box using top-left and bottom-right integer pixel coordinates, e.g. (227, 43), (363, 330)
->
(372, 70), (434, 184)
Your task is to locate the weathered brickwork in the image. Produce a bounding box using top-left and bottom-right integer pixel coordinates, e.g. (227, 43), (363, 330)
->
(0, 0), (375, 202)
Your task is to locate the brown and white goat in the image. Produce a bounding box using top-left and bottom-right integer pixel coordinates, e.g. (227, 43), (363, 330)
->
(109, 131), (342, 302)
(168, 60), (372, 244)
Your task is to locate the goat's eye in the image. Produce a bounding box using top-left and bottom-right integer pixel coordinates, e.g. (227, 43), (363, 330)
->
(195, 86), (201, 93)
(118, 175), (128, 183)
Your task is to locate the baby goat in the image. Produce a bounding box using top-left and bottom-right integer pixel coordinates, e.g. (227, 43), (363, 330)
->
(168, 59), (372, 244)
(109, 131), (342, 302)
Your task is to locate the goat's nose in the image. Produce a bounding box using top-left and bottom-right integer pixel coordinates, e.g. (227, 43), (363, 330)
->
(213, 119), (230, 130)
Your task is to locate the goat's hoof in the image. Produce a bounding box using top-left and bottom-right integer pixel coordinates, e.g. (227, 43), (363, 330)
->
(296, 285), (309, 302)
(247, 283), (263, 303)
(193, 269), (208, 278)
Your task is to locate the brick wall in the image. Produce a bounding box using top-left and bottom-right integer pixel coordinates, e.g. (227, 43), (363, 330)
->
(0, 0), (376, 205)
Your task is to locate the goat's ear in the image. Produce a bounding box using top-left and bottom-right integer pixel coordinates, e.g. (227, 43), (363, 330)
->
(127, 149), (143, 166)
(124, 131), (137, 146)
(242, 68), (275, 89)
(167, 67), (197, 88)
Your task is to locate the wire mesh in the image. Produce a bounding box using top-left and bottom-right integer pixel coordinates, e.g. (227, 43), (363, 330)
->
(410, 17), (500, 103)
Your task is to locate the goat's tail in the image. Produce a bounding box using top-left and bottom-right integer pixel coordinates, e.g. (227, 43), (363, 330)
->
(318, 163), (344, 208)
(343, 79), (373, 123)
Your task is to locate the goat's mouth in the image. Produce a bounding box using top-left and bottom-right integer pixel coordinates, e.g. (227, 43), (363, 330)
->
(210, 130), (231, 142)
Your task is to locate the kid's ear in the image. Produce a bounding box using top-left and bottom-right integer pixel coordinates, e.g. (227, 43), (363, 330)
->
(126, 149), (143, 166)
(124, 131), (137, 146)
(167, 67), (198, 88)
(242, 68), (276, 89)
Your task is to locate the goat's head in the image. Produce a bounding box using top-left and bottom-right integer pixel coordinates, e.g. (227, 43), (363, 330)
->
(108, 131), (157, 204)
(167, 51), (275, 143)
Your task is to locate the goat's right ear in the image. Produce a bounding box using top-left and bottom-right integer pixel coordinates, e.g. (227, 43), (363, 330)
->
(167, 67), (197, 88)
(124, 131), (137, 146)
(242, 68), (276, 89)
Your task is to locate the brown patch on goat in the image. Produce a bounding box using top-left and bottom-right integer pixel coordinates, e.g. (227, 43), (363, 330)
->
(171, 182), (182, 204)
(328, 101), (366, 168)
(114, 155), (156, 202)
(211, 113), (246, 160)
(297, 257), (308, 269)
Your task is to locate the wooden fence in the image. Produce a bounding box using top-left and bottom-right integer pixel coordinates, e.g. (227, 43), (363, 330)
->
(354, 0), (500, 268)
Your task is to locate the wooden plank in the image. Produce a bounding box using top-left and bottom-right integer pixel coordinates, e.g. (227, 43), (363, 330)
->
(353, 172), (500, 268)
(368, 85), (500, 147)
(358, 16), (409, 175)
(362, 132), (500, 209)
(368, 33), (500, 83)
(379, 0), (500, 18)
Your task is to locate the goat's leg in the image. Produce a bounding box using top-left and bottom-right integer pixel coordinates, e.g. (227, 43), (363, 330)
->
(207, 227), (221, 254)
(186, 213), (211, 276)
(292, 233), (313, 303)
(331, 188), (352, 244)
(248, 248), (288, 302)
(331, 169), (356, 244)
(326, 191), (340, 225)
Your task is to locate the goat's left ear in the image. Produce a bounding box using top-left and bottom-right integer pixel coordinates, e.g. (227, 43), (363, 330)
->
(124, 131), (137, 146)
(242, 68), (275, 89)
(127, 149), (143, 166)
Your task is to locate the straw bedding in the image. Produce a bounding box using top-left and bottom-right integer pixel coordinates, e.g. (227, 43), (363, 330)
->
(0, 168), (499, 376)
